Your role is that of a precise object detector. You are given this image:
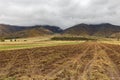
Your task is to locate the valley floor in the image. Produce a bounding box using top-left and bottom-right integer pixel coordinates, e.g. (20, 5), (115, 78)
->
(0, 42), (120, 80)
(0, 39), (83, 51)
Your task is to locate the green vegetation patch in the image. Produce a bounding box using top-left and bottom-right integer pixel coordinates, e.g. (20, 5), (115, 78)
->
(51, 36), (97, 41)
(0, 41), (83, 51)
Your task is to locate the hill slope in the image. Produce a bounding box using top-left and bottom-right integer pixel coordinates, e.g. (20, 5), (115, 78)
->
(64, 23), (120, 37)
(0, 24), (63, 38)
(0, 24), (27, 37)
(9, 27), (53, 38)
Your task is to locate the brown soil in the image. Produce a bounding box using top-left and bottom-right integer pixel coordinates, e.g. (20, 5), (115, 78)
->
(0, 42), (120, 80)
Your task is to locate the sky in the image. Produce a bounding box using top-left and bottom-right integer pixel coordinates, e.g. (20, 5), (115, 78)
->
(0, 0), (120, 29)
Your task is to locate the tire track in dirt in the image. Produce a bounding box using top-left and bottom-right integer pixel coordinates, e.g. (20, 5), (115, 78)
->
(80, 43), (98, 80)
(81, 42), (120, 80)
(99, 44), (120, 80)
(44, 42), (95, 80)
(44, 43), (91, 79)
(99, 43), (120, 80)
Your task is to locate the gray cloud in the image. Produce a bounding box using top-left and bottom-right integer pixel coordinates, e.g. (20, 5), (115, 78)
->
(0, 0), (120, 28)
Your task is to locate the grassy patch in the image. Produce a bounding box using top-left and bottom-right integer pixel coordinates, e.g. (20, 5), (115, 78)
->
(0, 41), (83, 51)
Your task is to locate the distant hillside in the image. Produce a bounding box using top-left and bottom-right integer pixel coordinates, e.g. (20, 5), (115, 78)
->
(0, 24), (27, 37)
(8, 27), (53, 38)
(34, 25), (63, 33)
(0, 24), (63, 38)
(64, 23), (120, 37)
(1, 23), (120, 38)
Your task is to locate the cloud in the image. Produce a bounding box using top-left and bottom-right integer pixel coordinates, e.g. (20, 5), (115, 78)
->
(0, 0), (120, 28)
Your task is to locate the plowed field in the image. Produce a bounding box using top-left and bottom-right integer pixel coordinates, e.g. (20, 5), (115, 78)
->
(0, 42), (120, 80)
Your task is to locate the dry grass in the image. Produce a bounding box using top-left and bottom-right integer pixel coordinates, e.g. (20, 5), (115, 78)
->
(0, 37), (84, 51)
(100, 40), (120, 45)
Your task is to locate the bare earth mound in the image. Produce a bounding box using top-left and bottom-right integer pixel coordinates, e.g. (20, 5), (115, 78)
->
(0, 42), (120, 80)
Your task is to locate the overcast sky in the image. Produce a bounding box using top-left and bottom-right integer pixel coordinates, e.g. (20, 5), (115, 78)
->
(0, 0), (120, 28)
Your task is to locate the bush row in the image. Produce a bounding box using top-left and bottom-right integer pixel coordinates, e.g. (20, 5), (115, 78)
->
(51, 36), (97, 41)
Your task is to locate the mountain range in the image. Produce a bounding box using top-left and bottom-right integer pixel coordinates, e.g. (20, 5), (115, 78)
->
(64, 23), (120, 37)
(0, 24), (63, 38)
(0, 23), (120, 38)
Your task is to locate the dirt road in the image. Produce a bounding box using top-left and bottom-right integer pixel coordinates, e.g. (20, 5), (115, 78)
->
(0, 42), (120, 80)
